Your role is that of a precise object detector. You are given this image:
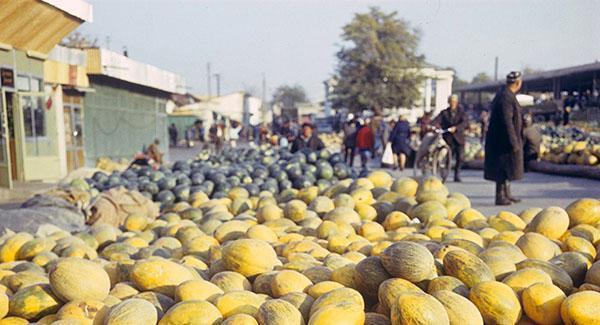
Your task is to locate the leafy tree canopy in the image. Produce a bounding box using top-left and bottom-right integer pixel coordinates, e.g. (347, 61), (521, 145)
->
(332, 7), (425, 113)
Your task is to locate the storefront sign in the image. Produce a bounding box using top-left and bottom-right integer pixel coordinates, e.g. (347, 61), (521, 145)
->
(0, 68), (14, 88)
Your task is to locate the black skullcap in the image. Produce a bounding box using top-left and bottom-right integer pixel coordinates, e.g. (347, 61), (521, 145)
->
(506, 71), (522, 83)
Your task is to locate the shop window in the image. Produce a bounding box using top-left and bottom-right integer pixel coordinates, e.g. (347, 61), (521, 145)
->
(23, 96), (46, 139)
(16, 75), (30, 91)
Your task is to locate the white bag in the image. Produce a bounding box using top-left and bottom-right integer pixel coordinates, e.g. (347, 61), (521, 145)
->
(382, 143), (394, 166)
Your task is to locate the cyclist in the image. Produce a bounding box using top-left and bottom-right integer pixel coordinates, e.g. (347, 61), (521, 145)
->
(433, 94), (467, 182)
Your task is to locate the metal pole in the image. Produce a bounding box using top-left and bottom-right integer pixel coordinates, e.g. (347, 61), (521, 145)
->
(214, 73), (221, 97)
(494, 57), (499, 81)
(207, 63), (211, 98)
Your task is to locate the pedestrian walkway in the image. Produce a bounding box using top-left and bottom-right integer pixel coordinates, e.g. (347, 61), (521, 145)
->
(0, 181), (56, 208)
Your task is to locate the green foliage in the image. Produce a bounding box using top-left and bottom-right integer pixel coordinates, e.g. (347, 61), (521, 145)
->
(332, 7), (425, 113)
(272, 84), (308, 111)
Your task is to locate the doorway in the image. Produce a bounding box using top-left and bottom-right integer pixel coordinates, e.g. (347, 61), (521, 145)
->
(63, 94), (85, 172)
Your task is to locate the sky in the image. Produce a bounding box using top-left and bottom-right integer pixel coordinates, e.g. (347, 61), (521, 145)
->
(77, 0), (600, 101)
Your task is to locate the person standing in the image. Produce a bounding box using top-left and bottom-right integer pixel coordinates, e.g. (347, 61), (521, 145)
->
(434, 94), (467, 182)
(522, 113), (541, 172)
(389, 114), (411, 171)
(290, 123), (324, 153)
(355, 119), (374, 169)
(484, 71), (524, 205)
(168, 123), (178, 147)
(229, 120), (242, 148)
(418, 111), (433, 139)
(343, 115), (357, 166)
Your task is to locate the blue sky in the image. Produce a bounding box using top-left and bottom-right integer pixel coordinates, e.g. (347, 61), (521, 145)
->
(78, 0), (600, 101)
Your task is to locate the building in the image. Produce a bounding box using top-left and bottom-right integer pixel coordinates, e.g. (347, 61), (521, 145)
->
(0, 0), (92, 188)
(83, 48), (186, 165)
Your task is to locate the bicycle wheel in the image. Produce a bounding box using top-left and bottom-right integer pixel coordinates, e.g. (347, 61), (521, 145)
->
(433, 146), (452, 183)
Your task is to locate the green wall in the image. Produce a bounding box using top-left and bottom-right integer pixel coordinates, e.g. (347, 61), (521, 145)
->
(168, 115), (198, 140)
(84, 78), (169, 166)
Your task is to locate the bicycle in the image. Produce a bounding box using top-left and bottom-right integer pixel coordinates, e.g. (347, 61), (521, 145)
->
(413, 128), (452, 182)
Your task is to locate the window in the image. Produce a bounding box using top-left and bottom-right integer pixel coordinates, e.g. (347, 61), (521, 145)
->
(22, 96), (46, 139)
(16, 75), (30, 91)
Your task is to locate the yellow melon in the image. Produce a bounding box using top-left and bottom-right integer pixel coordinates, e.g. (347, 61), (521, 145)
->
(390, 292), (449, 325)
(256, 299), (303, 325)
(130, 258), (195, 297)
(527, 207), (570, 240)
(469, 281), (521, 324)
(213, 290), (264, 318)
(56, 299), (109, 325)
(380, 241), (436, 283)
(377, 278), (423, 315)
(222, 314), (258, 325)
(104, 298), (157, 324)
(432, 290), (483, 325)
(49, 258), (111, 302)
(502, 267), (553, 296)
(566, 198), (600, 226)
(159, 300), (223, 325)
(521, 282), (565, 325)
(560, 291), (600, 324)
(271, 270), (313, 298)
(8, 284), (61, 321)
(210, 271), (252, 292)
(427, 276), (469, 297)
(221, 239), (282, 277)
(0, 233), (34, 262)
(443, 249), (494, 288)
(0, 292), (8, 319)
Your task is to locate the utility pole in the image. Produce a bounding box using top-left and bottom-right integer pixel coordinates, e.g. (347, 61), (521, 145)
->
(207, 62), (212, 98)
(261, 73), (267, 122)
(214, 73), (221, 97)
(494, 56), (499, 81)
(105, 36), (111, 50)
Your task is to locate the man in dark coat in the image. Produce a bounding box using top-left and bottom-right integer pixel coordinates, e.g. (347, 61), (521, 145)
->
(484, 71), (524, 205)
(291, 123), (325, 153)
(434, 94), (467, 182)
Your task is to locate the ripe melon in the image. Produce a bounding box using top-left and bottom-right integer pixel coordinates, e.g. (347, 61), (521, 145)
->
(565, 198), (600, 226)
(522, 282), (565, 325)
(222, 314), (258, 325)
(130, 258), (195, 297)
(354, 256), (390, 301)
(256, 299), (303, 325)
(432, 290), (483, 325)
(469, 281), (521, 324)
(159, 300), (223, 325)
(210, 271), (252, 292)
(0, 292), (7, 319)
(390, 292), (449, 325)
(309, 287), (363, 317)
(367, 170), (393, 189)
(257, 204), (284, 223)
(380, 241), (436, 283)
(560, 291), (600, 324)
(0, 233), (34, 262)
(519, 207), (543, 224)
(104, 298), (157, 324)
(516, 259), (574, 294)
(271, 270), (313, 297)
(443, 249), (494, 288)
(391, 178), (418, 197)
(221, 239), (281, 277)
(516, 232), (560, 261)
(213, 290), (264, 318)
(502, 267), (553, 296)
(56, 299), (109, 324)
(280, 292), (314, 322)
(307, 302), (365, 325)
(175, 279), (224, 302)
(427, 276), (469, 297)
(409, 201), (448, 224)
(306, 281), (344, 299)
(8, 284), (61, 321)
(134, 291), (176, 319)
(377, 278), (423, 315)
(527, 207), (570, 240)
(49, 258), (111, 302)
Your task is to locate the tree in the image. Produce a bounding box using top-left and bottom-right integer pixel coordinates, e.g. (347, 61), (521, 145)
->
(272, 84), (308, 111)
(60, 31), (98, 49)
(332, 7), (425, 113)
(523, 66), (543, 75)
(444, 66), (468, 89)
(471, 72), (492, 84)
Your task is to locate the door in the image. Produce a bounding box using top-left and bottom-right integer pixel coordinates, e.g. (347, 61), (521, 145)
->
(0, 89), (12, 188)
(13, 92), (52, 181)
(64, 97), (85, 172)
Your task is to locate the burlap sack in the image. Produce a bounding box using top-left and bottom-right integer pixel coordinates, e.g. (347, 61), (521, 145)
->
(86, 187), (159, 227)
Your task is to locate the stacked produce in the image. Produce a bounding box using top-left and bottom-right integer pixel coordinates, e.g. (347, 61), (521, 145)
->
(464, 141), (485, 162)
(318, 133), (343, 153)
(540, 125), (600, 166)
(0, 147), (599, 324)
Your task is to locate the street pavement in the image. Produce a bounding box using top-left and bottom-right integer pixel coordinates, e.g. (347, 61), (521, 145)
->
(169, 145), (600, 217)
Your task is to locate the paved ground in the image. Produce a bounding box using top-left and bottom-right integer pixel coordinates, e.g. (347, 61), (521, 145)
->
(169, 145), (600, 217)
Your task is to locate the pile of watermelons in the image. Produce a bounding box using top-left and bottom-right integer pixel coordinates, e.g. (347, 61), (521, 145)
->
(85, 147), (358, 208)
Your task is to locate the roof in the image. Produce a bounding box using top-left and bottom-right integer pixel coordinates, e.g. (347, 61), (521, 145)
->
(0, 0), (91, 54)
(456, 61), (600, 92)
(86, 48), (187, 94)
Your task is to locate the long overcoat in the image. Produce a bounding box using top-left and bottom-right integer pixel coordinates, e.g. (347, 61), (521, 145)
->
(484, 86), (524, 182)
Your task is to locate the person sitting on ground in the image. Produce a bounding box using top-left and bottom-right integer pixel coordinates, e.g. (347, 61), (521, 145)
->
(522, 113), (541, 172)
(291, 123), (325, 153)
(147, 139), (163, 165)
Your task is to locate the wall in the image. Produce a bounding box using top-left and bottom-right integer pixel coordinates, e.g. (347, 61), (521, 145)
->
(84, 76), (169, 166)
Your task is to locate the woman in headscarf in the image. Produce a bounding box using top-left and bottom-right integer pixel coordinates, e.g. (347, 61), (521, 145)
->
(389, 114), (411, 171)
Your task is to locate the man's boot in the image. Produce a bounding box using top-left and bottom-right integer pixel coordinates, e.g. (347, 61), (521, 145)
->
(504, 181), (521, 203)
(495, 182), (511, 206)
(454, 165), (462, 182)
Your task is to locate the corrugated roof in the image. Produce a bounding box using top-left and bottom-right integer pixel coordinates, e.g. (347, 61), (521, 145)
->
(456, 61), (600, 92)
